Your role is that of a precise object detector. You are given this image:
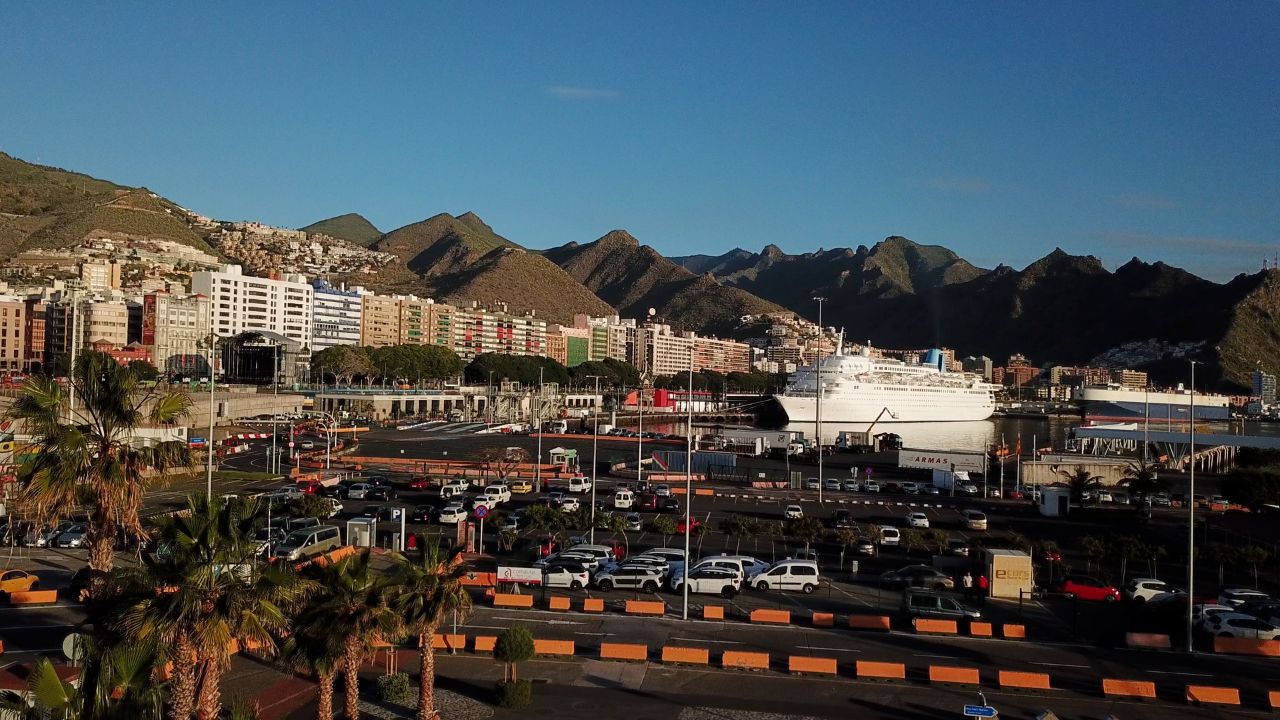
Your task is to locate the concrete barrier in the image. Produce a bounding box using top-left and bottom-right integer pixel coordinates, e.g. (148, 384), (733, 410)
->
(493, 593), (534, 608)
(722, 651), (769, 671)
(789, 656), (838, 675)
(856, 661), (906, 680)
(1213, 636), (1280, 657)
(473, 636), (496, 653)
(600, 643), (648, 661)
(431, 634), (465, 651)
(849, 615), (891, 632)
(1269, 690), (1280, 709)
(968, 622), (993, 637)
(703, 605), (725, 620)
(1185, 685), (1240, 705)
(8, 590), (58, 605)
(913, 618), (958, 635)
(548, 596), (571, 611)
(626, 600), (665, 616)
(583, 598), (605, 613)
(1125, 632), (1172, 650)
(1102, 679), (1157, 699)
(533, 639), (575, 657)
(1002, 624), (1027, 639)
(661, 646), (710, 665)
(998, 671), (1051, 691)
(811, 612), (835, 627)
(750, 609), (791, 625)
(929, 666), (980, 685)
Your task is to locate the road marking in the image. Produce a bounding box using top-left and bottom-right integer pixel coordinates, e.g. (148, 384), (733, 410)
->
(1147, 670), (1214, 677)
(912, 653), (956, 659)
(574, 631), (610, 636)
(0, 624), (77, 632)
(492, 616), (582, 625)
(671, 637), (741, 644)
(462, 625), (508, 630)
(1030, 662), (1090, 668)
(797, 645), (860, 652)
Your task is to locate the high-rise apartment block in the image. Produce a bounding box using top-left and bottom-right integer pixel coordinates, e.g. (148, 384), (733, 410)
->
(191, 265), (313, 346)
(142, 293), (210, 374)
(0, 297), (26, 372)
(359, 294), (401, 347)
(1253, 369), (1277, 406)
(311, 279), (363, 350)
(631, 323), (750, 376)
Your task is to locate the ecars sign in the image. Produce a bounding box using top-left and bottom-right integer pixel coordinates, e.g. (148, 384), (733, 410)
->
(497, 566), (543, 585)
(898, 448), (986, 474)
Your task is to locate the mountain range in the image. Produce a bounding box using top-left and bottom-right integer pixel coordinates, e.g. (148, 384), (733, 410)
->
(1, 150), (1275, 389)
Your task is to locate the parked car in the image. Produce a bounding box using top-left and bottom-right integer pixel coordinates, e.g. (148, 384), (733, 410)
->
(1150, 493), (1172, 507)
(625, 513), (643, 531)
(880, 564), (955, 591)
(863, 480), (881, 493)
(854, 536), (877, 556)
(747, 560), (820, 593)
(1125, 578), (1182, 603)
(658, 496), (681, 513)
(0, 569), (39, 594)
(568, 476), (592, 493)
(905, 512), (930, 528)
(253, 526), (286, 557)
(365, 485), (398, 501)
(1219, 588), (1270, 608)
(654, 484), (672, 497)
(346, 483), (373, 500)
(878, 526), (901, 547)
(54, 524), (88, 548)
(410, 505), (437, 523)
(842, 479), (861, 492)
(900, 482), (920, 494)
(438, 505), (466, 524)
(510, 479), (534, 494)
(559, 497), (581, 513)
(824, 478), (842, 491)
(408, 476), (432, 490)
(594, 566), (663, 592)
(671, 567), (741, 597)
(903, 589), (981, 620)
(784, 505), (804, 520)
(962, 509), (988, 531)
(677, 516), (701, 534)
(543, 563), (590, 590)
(35, 521), (77, 548)
(1199, 612), (1280, 640)
(804, 478), (821, 490)
(833, 509), (855, 529)
(483, 485), (512, 504)
(1056, 575), (1121, 602)
(947, 538), (970, 557)
(956, 483), (980, 496)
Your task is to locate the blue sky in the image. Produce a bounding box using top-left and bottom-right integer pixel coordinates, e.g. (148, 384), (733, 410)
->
(2, 3), (1276, 280)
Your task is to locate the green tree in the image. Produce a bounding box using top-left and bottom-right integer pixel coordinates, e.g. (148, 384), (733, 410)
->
(785, 516), (825, 551)
(302, 550), (403, 720)
(1058, 466), (1102, 504)
(8, 351), (194, 575)
(651, 516), (677, 546)
(1080, 535), (1107, 575)
(494, 626), (535, 683)
(127, 359), (160, 381)
(1202, 543), (1238, 587)
(719, 514), (758, 554)
(280, 612), (344, 720)
(1119, 460), (1165, 500)
(1222, 467), (1280, 510)
(290, 494), (337, 520)
(312, 345), (375, 385)
(465, 353), (569, 387)
(391, 538), (473, 720)
(1239, 545), (1271, 588)
(522, 504), (565, 533)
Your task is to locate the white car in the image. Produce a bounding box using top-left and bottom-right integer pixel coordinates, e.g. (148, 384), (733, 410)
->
(905, 512), (929, 528)
(957, 484), (979, 496)
(300, 440), (315, 450)
(863, 480), (881, 493)
(438, 505), (466, 524)
(482, 485), (511, 504)
(542, 564), (590, 590)
(568, 476), (592, 493)
(1193, 603), (1234, 624)
(1219, 588), (1270, 608)
(346, 483), (372, 500)
(900, 482), (920, 494)
(1199, 612), (1280, 640)
(559, 497), (581, 513)
(654, 484), (671, 497)
(784, 505), (803, 520)
(671, 567), (741, 597)
(824, 478), (842, 491)
(1125, 578), (1181, 603)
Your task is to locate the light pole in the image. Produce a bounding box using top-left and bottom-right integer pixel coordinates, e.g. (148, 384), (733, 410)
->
(682, 357), (693, 620)
(586, 375), (603, 543)
(1187, 360), (1198, 653)
(205, 327), (216, 501)
(535, 367), (544, 493)
(271, 345), (280, 475)
(813, 296), (826, 502)
(637, 378), (645, 488)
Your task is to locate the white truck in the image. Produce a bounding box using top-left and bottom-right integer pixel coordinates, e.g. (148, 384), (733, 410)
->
(932, 469), (971, 492)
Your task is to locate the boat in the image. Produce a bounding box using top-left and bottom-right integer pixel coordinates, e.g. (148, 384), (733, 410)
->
(773, 339), (996, 423)
(1075, 385), (1230, 422)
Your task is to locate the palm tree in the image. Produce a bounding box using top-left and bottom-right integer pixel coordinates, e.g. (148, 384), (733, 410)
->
(281, 611), (345, 720)
(1119, 459), (1164, 500)
(1058, 466), (1102, 504)
(391, 537), (473, 720)
(117, 494), (308, 720)
(304, 550), (403, 720)
(8, 350), (193, 575)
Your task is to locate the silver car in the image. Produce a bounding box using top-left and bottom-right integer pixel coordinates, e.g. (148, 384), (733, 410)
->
(54, 524), (88, 548)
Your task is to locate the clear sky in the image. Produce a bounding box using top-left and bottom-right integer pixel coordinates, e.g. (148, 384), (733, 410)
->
(2, 3), (1276, 280)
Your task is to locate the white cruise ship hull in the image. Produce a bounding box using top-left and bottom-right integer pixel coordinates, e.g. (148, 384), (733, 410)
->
(774, 392), (995, 423)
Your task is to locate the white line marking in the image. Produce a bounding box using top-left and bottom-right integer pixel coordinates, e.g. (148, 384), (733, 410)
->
(573, 632), (610, 636)
(492, 616), (582, 625)
(0, 624), (77, 632)
(671, 637), (741, 644)
(912, 653), (956, 659)
(1031, 662), (1090, 668)
(1147, 670), (1214, 677)
(797, 645), (860, 652)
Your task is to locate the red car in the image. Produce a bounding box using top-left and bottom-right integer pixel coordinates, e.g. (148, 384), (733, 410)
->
(1057, 575), (1120, 602)
(408, 476), (432, 490)
(677, 516), (701, 535)
(296, 480), (322, 495)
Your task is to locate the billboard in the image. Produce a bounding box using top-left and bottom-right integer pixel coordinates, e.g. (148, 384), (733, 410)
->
(898, 448), (986, 474)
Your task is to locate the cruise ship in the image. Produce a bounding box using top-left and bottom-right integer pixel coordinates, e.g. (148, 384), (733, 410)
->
(774, 342), (996, 423)
(1076, 386), (1230, 422)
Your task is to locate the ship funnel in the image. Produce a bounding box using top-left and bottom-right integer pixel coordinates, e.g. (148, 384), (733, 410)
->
(923, 348), (946, 372)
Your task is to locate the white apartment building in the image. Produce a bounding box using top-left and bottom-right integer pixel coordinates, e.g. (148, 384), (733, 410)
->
(191, 265), (313, 346)
(80, 260), (121, 293)
(450, 303), (546, 359)
(143, 292), (210, 374)
(311, 279), (363, 350)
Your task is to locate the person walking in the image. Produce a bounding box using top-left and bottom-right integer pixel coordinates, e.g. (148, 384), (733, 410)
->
(977, 574), (989, 604)
(961, 572), (974, 602)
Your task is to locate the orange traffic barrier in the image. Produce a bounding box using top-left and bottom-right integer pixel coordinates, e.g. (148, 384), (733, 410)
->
(929, 666), (980, 685)
(548, 596), (571, 611)
(1269, 691), (1280, 709)
(968, 622), (993, 637)
(857, 661), (906, 680)
(1102, 679), (1157, 699)
(600, 643), (648, 661)
(583, 598), (605, 613)
(473, 636), (496, 653)
(999, 671), (1052, 691)
(789, 656), (838, 675)
(811, 612), (835, 627)
(694, 488), (715, 496)
(626, 600), (665, 616)
(750, 609), (791, 625)
(493, 593), (534, 608)
(431, 634), (465, 651)
(8, 590), (57, 605)
(1186, 685), (1240, 705)
(533, 639), (575, 656)
(703, 605), (725, 620)
(722, 651), (769, 671)
(849, 615), (891, 632)
(0, 638), (5, 654)
(661, 646), (710, 665)
(913, 618), (957, 635)
(1002, 624), (1026, 639)
(1213, 637), (1280, 656)
(1125, 632), (1172, 650)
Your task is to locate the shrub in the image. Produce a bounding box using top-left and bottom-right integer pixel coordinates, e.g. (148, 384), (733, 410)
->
(494, 626), (536, 682)
(497, 678), (532, 708)
(376, 672), (413, 705)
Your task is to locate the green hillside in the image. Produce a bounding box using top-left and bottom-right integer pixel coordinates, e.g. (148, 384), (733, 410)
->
(299, 212), (382, 246)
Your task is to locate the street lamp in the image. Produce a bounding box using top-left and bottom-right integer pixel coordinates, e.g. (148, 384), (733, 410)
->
(682, 358), (694, 620)
(813, 296), (826, 503)
(1186, 360), (1198, 653)
(585, 375), (604, 543)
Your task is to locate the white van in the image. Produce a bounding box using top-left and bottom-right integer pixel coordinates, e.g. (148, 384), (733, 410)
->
(748, 560), (820, 593)
(879, 525), (901, 546)
(548, 420), (569, 434)
(569, 476), (592, 493)
(963, 509), (988, 531)
(613, 490), (634, 509)
(273, 526), (341, 562)
(440, 481), (468, 499)
(483, 484), (511, 504)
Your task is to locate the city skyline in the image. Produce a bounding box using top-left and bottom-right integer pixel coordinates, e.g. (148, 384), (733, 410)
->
(1, 3), (1276, 281)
